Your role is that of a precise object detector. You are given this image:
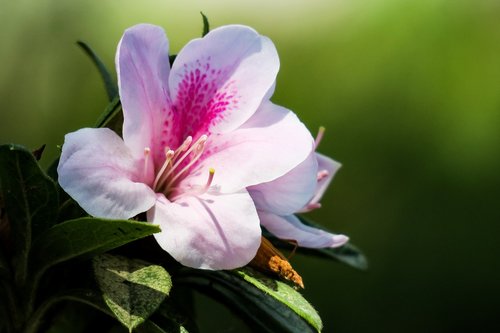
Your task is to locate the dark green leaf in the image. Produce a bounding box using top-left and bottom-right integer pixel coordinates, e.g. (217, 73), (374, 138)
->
(305, 241), (368, 270)
(0, 247), (8, 279)
(30, 217), (160, 280)
(150, 299), (192, 333)
(46, 157), (59, 182)
(45, 302), (105, 333)
(95, 95), (123, 130)
(169, 55), (177, 67)
(178, 268), (321, 333)
(0, 144), (59, 285)
(136, 321), (169, 333)
(93, 254), (172, 332)
(77, 41), (118, 101)
(236, 268), (322, 332)
(200, 12), (210, 37)
(0, 284), (12, 333)
(265, 215), (368, 271)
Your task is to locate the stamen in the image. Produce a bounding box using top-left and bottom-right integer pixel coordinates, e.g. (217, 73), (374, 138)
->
(165, 136), (208, 189)
(162, 135), (208, 184)
(170, 167), (215, 201)
(153, 148), (174, 190)
(203, 168), (215, 192)
(172, 136), (192, 160)
(315, 126), (325, 149)
(317, 169), (329, 181)
(143, 147), (151, 179)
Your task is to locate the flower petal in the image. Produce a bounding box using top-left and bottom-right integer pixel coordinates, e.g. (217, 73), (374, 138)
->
(310, 153), (341, 206)
(117, 24), (175, 163)
(58, 128), (157, 219)
(182, 102), (315, 193)
(248, 151), (318, 216)
(148, 190), (261, 270)
(169, 25), (279, 138)
(259, 212), (349, 248)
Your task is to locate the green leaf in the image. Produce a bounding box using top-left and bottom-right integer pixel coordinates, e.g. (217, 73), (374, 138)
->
(77, 40), (118, 101)
(93, 254), (172, 332)
(95, 95), (123, 129)
(178, 268), (321, 333)
(0, 285), (12, 333)
(169, 55), (177, 67)
(0, 247), (8, 279)
(149, 299), (192, 333)
(0, 144), (59, 285)
(30, 217), (160, 279)
(27, 288), (178, 333)
(297, 215), (368, 270)
(236, 268), (322, 332)
(200, 12), (210, 37)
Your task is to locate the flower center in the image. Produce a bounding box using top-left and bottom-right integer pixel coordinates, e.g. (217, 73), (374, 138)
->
(144, 134), (214, 200)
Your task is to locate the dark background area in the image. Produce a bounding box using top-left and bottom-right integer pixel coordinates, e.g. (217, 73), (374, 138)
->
(1, 0), (500, 332)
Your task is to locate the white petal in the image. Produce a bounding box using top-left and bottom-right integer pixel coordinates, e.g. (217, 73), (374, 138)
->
(259, 211), (348, 248)
(148, 190), (261, 270)
(117, 24), (175, 163)
(169, 25), (279, 137)
(58, 128), (156, 219)
(310, 153), (341, 205)
(249, 151), (318, 215)
(181, 102), (315, 193)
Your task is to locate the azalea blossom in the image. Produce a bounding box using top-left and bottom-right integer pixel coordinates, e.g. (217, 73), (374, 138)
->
(57, 24), (317, 270)
(249, 128), (349, 248)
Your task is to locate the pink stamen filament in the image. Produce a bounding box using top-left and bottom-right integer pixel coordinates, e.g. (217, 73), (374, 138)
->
(153, 148), (174, 190)
(170, 167), (215, 201)
(143, 147), (151, 180)
(151, 134), (210, 198)
(161, 135), (207, 187)
(164, 137), (207, 190)
(172, 135), (192, 161)
(315, 126), (325, 149)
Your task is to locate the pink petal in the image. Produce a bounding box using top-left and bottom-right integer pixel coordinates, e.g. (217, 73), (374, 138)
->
(117, 24), (175, 164)
(148, 191), (261, 270)
(168, 25), (279, 138)
(309, 152), (341, 206)
(58, 128), (157, 219)
(181, 102), (315, 194)
(248, 151), (318, 216)
(259, 211), (349, 248)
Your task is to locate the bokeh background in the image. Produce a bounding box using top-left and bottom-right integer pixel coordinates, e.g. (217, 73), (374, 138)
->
(1, 0), (500, 332)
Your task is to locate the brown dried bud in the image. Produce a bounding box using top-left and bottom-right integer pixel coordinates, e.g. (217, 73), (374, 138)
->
(249, 236), (304, 289)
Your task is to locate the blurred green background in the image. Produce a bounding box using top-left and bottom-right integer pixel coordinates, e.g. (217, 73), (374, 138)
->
(1, 0), (500, 332)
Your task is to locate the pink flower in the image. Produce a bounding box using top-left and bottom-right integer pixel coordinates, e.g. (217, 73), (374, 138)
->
(57, 24), (315, 270)
(249, 128), (349, 248)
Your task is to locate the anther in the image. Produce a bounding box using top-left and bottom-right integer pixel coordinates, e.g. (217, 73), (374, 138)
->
(153, 149), (175, 190)
(203, 168), (215, 192)
(165, 135), (208, 190)
(173, 136), (192, 160)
